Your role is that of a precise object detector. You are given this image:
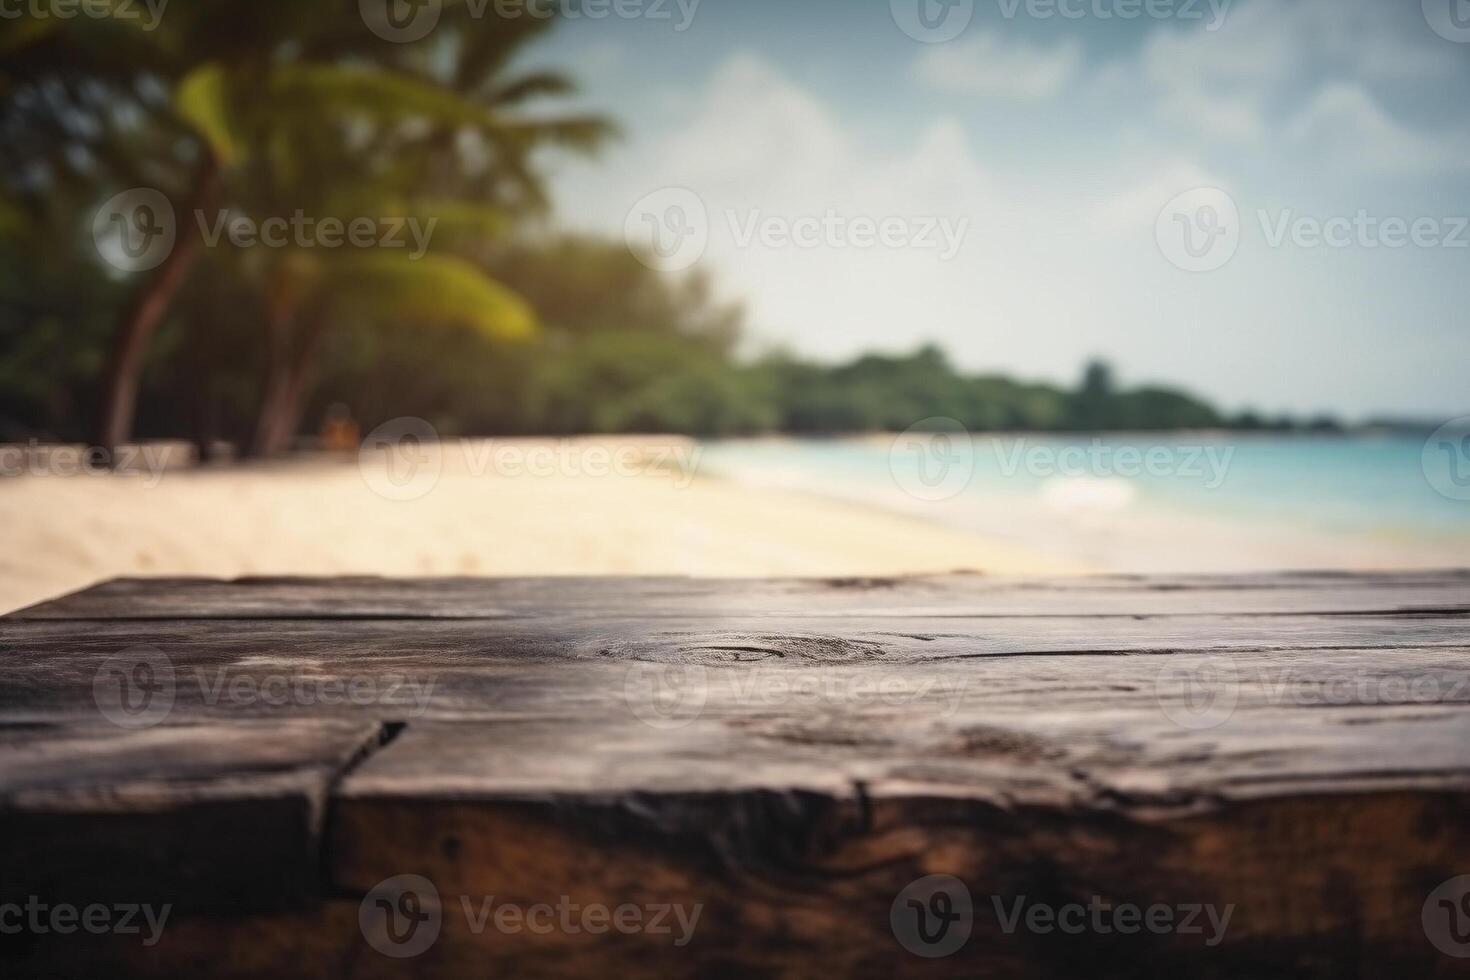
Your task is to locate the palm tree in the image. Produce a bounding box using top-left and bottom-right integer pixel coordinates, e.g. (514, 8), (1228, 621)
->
(198, 22), (612, 455)
(5, 4), (327, 452)
(2, 2), (611, 455)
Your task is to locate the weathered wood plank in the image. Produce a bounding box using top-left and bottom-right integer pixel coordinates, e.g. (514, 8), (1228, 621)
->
(1, 618), (1467, 733)
(317, 684), (1470, 976)
(2, 610), (1467, 666)
(16, 788), (1470, 980)
(0, 720), (383, 911)
(1, 574), (1468, 978)
(333, 703), (1470, 810)
(11, 571), (1470, 620)
(317, 789), (1470, 979)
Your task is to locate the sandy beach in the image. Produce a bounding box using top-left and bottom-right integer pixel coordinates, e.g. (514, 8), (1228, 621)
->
(0, 437), (1079, 615)
(6, 433), (1464, 616)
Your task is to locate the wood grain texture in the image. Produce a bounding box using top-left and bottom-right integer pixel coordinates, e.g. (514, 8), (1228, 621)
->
(0, 720), (384, 911)
(12, 570), (1470, 619)
(1, 573), (1468, 978)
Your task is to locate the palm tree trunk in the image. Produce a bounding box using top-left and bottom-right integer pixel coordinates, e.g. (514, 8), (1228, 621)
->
(95, 159), (218, 456)
(252, 349), (319, 458)
(250, 302), (327, 458)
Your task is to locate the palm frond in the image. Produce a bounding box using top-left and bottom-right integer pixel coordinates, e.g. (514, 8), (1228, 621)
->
(323, 253), (535, 341)
(176, 63), (240, 165)
(489, 70), (577, 105)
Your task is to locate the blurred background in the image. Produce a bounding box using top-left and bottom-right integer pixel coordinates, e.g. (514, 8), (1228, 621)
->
(2, 0), (1468, 612)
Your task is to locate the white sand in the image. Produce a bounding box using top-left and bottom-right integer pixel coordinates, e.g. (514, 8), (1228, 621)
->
(0, 437), (1078, 614)
(8, 434), (1458, 616)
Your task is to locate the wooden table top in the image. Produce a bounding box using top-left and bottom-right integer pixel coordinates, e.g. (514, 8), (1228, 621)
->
(2, 572), (1469, 977)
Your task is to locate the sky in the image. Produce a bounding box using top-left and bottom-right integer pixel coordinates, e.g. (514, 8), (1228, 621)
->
(517, 0), (1470, 420)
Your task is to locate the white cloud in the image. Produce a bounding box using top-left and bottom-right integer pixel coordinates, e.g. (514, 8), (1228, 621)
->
(1087, 160), (1228, 234)
(580, 40), (627, 75)
(917, 33), (1083, 101)
(1104, 0), (1470, 170)
(1155, 90), (1265, 143)
(546, 36), (1470, 414)
(655, 55), (849, 204)
(1139, 3), (1294, 89)
(1286, 82), (1470, 176)
(609, 56), (1003, 353)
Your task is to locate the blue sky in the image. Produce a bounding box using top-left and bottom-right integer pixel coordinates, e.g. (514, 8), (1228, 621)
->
(519, 0), (1470, 419)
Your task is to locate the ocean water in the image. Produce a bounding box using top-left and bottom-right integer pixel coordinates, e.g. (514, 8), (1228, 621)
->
(698, 433), (1470, 570)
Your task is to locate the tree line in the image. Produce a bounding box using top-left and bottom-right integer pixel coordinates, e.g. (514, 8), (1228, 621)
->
(1, 4), (1349, 453)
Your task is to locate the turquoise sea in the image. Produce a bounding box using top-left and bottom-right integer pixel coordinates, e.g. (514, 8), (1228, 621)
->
(699, 433), (1470, 569)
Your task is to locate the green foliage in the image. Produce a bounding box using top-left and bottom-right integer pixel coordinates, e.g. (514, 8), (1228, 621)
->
(324, 253), (535, 342)
(298, 239), (1242, 440)
(2, 1), (616, 452)
(0, 9), (1317, 447)
(490, 236), (740, 350)
(0, 195), (124, 439)
(528, 331), (773, 435)
(175, 64), (239, 165)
